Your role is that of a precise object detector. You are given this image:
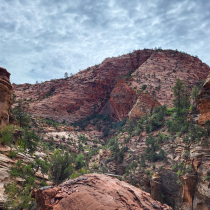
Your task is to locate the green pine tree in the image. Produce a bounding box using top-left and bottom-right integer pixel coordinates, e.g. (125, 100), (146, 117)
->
(172, 78), (190, 116)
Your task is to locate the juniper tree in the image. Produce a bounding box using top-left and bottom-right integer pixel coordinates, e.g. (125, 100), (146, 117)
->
(49, 150), (73, 185)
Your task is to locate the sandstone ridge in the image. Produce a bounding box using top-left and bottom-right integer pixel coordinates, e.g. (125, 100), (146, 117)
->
(13, 49), (210, 123)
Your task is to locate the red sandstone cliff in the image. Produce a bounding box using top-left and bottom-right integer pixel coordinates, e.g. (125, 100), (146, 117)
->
(13, 49), (210, 123)
(0, 67), (13, 127)
(196, 73), (210, 124)
(32, 173), (172, 210)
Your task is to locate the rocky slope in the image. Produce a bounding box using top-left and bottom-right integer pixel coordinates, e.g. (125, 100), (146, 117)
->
(32, 173), (172, 210)
(0, 67), (13, 127)
(13, 49), (210, 123)
(95, 129), (210, 209)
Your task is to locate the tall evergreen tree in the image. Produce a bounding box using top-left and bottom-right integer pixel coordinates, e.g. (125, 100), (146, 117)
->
(191, 85), (199, 101)
(172, 78), (190, 115)
(13, 100), (30, 127)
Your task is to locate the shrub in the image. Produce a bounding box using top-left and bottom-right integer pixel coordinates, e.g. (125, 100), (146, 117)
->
(172, 163), (179, 172)
(142, 84), (147, 90)
(0, 125), (14, 146)
(78, 143), (84, 151)
(139, 154), (146, 168)
(145, 135), (160, 162)
(71, 172), (79, 179)
(20, 129), (40, 154)
(49, 150), (73, 185)
(106, 157), (114, 163)
(75, 154), (84, 170)
(8, 150), (17, 159)
(186, 165), (193, 173)
(205, 171), (210, 182)
(135, 128), (141, 135)
(145, 124), (151, 133)
(145, 169), (150, 175)
(184, 150), (190, 160)
(177, 170), (181, 177)
(12, 100), (31, 127)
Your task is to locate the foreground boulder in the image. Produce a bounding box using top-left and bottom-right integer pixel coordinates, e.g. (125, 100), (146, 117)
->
(0, 67), (13, 127)
(32, 173), (172, 210)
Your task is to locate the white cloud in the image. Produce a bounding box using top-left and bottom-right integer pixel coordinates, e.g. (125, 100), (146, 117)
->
(0, 0), (209, 84)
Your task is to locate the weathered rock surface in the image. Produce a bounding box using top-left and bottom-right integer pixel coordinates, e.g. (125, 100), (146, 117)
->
(130, 50), (209, 107)
(150, 173), (164, 204)
(13, 49), (210, 123)
(101, 79), (137, 121)
(196, 72), (210, 124)
(128, 93), (161, 120)
(32, 173), (172, 210)
(0, 67), (13, 127)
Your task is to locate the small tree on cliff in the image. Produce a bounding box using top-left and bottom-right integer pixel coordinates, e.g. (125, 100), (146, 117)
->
(172, 78), (190, 116)
(191, 85), (199, 101)
(64, 72), (68, 79)
(20, 129), (40, 154)
(145, 134), (160, 162)
(13, 100), (30, 128)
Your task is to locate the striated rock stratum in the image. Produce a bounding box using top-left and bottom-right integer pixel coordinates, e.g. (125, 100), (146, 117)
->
(32, 173), (172, 210)
(0, 67), (13, 127)
(13, 49), (210, 123)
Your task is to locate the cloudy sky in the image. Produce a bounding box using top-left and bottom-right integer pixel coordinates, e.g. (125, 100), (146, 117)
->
(0, 0), (210, 84)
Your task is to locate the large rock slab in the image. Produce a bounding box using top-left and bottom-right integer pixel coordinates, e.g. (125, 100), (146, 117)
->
(32, 173), (172, 210)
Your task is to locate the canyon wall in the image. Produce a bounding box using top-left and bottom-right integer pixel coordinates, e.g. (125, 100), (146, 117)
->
(0, 67), (13, 127)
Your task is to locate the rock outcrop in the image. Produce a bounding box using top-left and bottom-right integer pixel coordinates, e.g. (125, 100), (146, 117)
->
(128, 93), (161, 120)
(13, 50), (210, 123)
(196, 73), (210, 124)
(0, 67), (13, 127)
(100, 79), (137, 121)
(32, 173), (172, 210)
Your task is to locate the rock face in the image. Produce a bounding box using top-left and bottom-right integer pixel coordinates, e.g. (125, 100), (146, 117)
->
(32, 173), (172, 210)
(100, 79), (137, 121)
(0, 67), (13, 127)
(128, 93), (161, 120)
(180, 174), (197, 210)
(196, 73), (210, 124)
(13, 49), (210, 123)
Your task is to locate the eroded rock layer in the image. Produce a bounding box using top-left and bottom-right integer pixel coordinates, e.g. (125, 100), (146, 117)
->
(13, 50), (210, 123)
(32, 173), (172, 210)
(0, 67), (13, 127)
